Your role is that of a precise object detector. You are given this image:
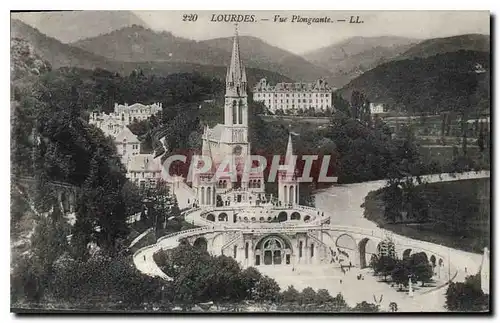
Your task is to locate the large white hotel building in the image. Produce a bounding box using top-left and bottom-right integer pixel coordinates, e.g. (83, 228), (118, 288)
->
(252, 78), (334, 114)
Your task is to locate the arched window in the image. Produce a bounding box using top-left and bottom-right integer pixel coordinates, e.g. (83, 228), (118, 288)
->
(238, 100), (243, 124)
(299, 241), (303, 258)
(206, 187), (211, 206)
(234, 245), (237, 258)
(245, 242), (249, 259)
(310, 243), (314, 258)
(201, 187), (205, 205)
(232, 100), (237, 124)
(262, 237), (284, 265)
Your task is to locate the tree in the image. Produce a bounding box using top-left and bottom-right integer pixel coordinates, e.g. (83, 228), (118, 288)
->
(391, 260), (411, 288)
(352, 301), (379, 312)
(371, 255), (397, 281)
(316, 289), (334, 305)
(240, 267), (262, 297)
(281, 285), (300, 304)
(330, 293), (349, 311)
(141, 180), (182, 235)
(253, 276), (281, 303)
(446, 274), (489, 312)
(121, 181), (144, 217)
(11, 256), (45, 303)
(406, 252), (433, 286)
(31, 217), (69, 274)
(299, 287), (317, 305)
(413, 262), (434, 287)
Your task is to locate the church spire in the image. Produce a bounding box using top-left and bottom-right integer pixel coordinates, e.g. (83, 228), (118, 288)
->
(226, 24), (247, 96)
(285, 130), (294, 166)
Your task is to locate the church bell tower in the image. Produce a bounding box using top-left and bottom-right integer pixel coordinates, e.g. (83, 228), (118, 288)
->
(224, 25), (249, 156)
(220, 25), (251, 189)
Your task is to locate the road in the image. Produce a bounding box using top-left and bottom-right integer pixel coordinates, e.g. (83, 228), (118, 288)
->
(313, 171), (489, 311)
(134, 171), (489, 312)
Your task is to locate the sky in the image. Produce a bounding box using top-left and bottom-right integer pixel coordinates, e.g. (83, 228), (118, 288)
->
(134, 10), (490, 54)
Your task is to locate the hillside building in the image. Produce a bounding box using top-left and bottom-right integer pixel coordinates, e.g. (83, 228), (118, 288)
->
(369, 103), (386, 115)
(89, 102), (162, 136)
(253, 78), (333, 114)
(126, 154), (162, 190)
(114, 127), (141, 165)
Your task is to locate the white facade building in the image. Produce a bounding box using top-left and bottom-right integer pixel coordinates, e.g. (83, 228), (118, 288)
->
(253, 78), (333, 114)
(89, 102), (162, 133)
(88, 102), (162, 170)
(126, 154), (162, 190)
(114, 127), (141, 165)
(369, 103), (386, 114)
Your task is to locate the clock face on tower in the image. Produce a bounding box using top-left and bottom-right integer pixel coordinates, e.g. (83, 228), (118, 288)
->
(233, 145), (243, 156)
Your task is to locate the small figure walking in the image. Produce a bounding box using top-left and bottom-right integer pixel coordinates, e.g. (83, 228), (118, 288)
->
(465, 267), (468, 273)
(340, 279), (343, 284)
(143, 255), (146, 261)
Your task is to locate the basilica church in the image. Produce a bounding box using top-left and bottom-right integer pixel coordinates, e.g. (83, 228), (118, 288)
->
(191, 27), (298, 209)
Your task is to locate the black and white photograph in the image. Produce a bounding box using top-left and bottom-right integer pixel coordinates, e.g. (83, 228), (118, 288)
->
(9, 10), (491, 313)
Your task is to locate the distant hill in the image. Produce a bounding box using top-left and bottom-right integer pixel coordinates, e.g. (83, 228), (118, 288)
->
(118, 61), (295, 87)
(398, 34), (490, 60)
(12, 11), (149, 43)
(338, 50), (490, 115)
(72, 25), (229, 65)
(10, 20), (293, 86)
(11, 19), (115, 71)
(199, 36), (333, 83)
(303, 36), (418, 87)
(72, 25), (332, 83)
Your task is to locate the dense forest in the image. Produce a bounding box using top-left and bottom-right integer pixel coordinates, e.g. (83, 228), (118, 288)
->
(363, 178), (490, 253)
(340, 50), (490, 115)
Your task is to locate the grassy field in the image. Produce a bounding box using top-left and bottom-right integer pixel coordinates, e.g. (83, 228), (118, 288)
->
(363, 178), (490, 254)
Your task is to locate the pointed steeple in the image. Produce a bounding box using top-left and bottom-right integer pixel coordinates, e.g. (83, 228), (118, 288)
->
(226, 24), (247, 96)
(285, 131), (294, 165)
(201, 126), (216, 173)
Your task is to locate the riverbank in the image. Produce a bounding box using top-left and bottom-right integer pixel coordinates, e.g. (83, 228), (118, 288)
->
(362, 178), (490, 254)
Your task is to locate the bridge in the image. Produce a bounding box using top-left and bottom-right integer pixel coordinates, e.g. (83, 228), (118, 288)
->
(13, 176), (78, 215)
(133, 170), (489, 311)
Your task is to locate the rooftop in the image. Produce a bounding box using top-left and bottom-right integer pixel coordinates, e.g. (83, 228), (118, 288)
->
(127, 154), (162, 172)
(114, 127), (140, 143)
(254, 78), (332, 93)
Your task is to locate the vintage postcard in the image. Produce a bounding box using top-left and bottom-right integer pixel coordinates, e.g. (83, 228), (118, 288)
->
(10, 10), (490, 313)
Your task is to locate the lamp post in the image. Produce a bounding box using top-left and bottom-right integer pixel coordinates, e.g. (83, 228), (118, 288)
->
(408, 274), (414, 297)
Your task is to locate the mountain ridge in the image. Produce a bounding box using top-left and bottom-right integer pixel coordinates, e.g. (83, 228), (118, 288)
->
(303, 36), (419, 87)
(338, 50), (490, 115)
(12, 11), (149, 44)
(397, 34), (490, 60)
(71, 25), (333, 84)
(10, 19), (293, 90)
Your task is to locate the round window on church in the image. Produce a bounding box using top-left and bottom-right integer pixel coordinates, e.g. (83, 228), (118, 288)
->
(233, 145), (243, 156)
